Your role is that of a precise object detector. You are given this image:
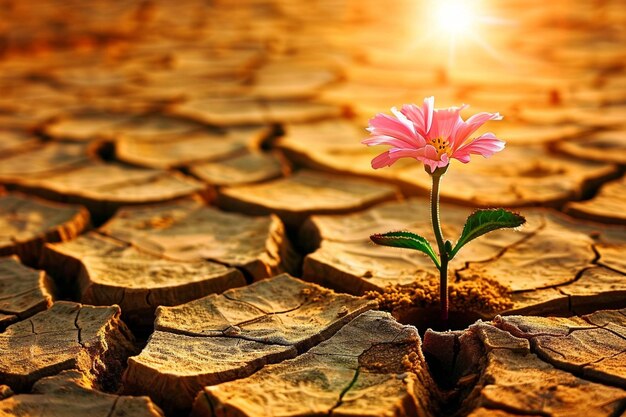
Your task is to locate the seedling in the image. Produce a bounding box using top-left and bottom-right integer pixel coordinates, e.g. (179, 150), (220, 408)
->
(363, 97), (525, 321)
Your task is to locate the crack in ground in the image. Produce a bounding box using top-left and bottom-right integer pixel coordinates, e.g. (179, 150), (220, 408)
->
(310, 351), (359, 358)
(510, 264), (597, 295)
(147, 311), (379, 416)
(154, 324), (292, 346)
(497, 317), (615, 340)
(584, 348), (626, 367)
(105, 396), (120, 417)
(157, 297), (366, 348)
(95, 229), (247, 273)
(8, 172), (624, 417)
(230, 300), (306, 328)
(222, 292), (270, 315)
(581, 316), (626, 342)
(428, 318), (626, 417)
(96, 223), (283, 286)
(328, 367), (360, 416)
(592, 243), (626, 276)
(596, 261), (626, 277)
(494, 319), (626, 391)
(454, 215), (548, 282)
(529, 339), (626, 392)
(507, 239), (626, 314)
(541, 344), (567, 360)
(73, 308), (84, 348)
(426, 330), (488, 416)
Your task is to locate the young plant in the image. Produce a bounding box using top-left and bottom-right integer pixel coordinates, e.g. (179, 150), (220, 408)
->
(363, 96), (525, 321)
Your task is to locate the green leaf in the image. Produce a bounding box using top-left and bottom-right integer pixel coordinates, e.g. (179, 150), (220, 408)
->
(451, 209), (526, 259)
(370, 231), (440, 268)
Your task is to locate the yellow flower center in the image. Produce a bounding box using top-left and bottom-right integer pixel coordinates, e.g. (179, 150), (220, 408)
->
(430, 137), (451, 158)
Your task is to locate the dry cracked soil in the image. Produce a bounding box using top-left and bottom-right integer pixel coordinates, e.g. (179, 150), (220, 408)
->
(0, 0), (625, 416)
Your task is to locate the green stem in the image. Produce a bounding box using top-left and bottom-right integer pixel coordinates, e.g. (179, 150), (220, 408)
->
(430, 168), (449, 322)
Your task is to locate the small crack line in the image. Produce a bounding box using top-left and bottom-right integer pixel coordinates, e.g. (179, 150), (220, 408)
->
(496, 320), (626, 391)
(97, 231), (270, 290)
(105, 397), (120, 417)
(591, 243), (626, 275)
(74, 308), (84, 348)
(541, 344), (567, 360)
(222, 292), (270, 315)
(581, 316), (626, 342)
(328, 367), (360, 415)
(231, 301), (307, 328)
(567, 324), (606, 335)
(389, 327), (408, 344)
(94, 230), (238, 268)
(495, 321), (570, 339)
(456, 216), (547, 278)
(509, 272), (591, 294)
(590, 243), (602, 264)
(595, 261), (626, 276)
(310, 352), (359, 358)
(583, 348), (626, 367)
(157, 325), (292, 346)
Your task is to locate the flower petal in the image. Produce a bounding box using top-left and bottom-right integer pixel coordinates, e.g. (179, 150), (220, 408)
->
(452, 132), (505, 163)
(388, 147), (426, 159)
(423, 96), (434, 134)
(429, 105), (467, 144)
(419, 158), (440, 174)
(370, 147), (427, 169)
(422, 144), (439, 161)
(452, 111), (503, 151)
(368, 111), (423, 147)
(390, 107), (416, 135)
(371, 151), (393, 169)
(400, 96), (434, 137)
(413, 144), (449, 173)
(362, 135), (414, 148)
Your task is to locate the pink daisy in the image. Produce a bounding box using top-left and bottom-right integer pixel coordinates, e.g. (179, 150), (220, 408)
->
(363, 96), (505, 173)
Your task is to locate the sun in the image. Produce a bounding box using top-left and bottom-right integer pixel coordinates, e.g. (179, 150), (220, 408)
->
(434, 0), (476, 36)
(407, 0), (509, 68)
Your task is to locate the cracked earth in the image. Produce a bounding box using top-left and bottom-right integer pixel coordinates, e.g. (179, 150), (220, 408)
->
(0, 0), (625, 416)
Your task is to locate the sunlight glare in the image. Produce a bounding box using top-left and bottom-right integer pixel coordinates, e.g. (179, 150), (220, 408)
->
(435, 0), (475, 35)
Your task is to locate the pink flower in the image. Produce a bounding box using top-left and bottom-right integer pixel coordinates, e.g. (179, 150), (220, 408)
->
(363, 96), (505, 173)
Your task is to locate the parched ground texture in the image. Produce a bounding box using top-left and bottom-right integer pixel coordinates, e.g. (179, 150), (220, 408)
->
(0, 0), (625, 416)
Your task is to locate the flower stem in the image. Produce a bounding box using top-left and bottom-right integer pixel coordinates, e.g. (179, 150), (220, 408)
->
(430, 168), (449, 322)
